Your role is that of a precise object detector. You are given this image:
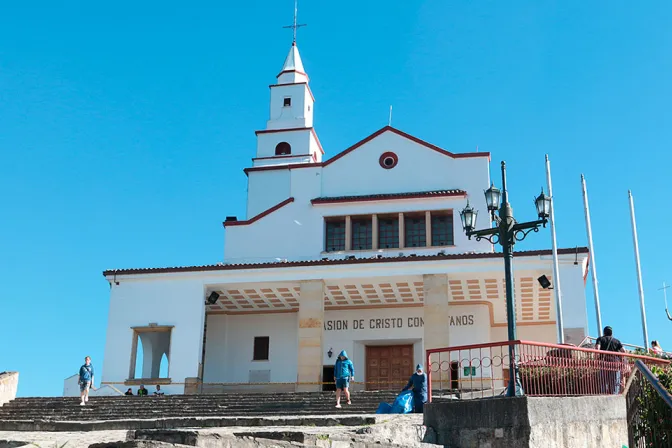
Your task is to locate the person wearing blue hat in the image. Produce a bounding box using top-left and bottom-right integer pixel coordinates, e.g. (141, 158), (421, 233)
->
(402, 364), (428, 413)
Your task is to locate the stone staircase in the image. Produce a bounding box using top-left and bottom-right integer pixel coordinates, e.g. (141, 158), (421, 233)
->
(0, 391), (433, 431)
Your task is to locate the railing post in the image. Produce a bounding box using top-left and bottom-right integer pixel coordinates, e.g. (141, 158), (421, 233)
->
(426, 350), (432, 403)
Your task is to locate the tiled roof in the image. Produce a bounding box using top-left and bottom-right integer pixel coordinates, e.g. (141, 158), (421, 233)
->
(103, 247), (589, 277)
(311, 190), (467, 204)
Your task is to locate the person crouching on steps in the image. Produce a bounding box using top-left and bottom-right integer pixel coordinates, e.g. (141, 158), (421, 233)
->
(402, 364), (428, 413)
(78, 356), (95, 406)
(334, 350), (355, 408)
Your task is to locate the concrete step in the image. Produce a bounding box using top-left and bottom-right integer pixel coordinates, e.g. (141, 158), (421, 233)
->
(0, 414), (387, 432)
(0, 406), (386, 418)
(3, 400), (397, 410)
(0, 400), (393, 413)
(0, 391), (438, 430)
(0, 391), (428, 430)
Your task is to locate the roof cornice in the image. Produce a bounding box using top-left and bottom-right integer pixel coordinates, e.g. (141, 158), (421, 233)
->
(103, 247), (589, 277)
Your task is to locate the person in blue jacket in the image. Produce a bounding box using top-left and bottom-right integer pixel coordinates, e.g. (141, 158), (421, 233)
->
(402, 364), (428, 413)
(78, 356), (95, 406)
(334, 350), (355, 408)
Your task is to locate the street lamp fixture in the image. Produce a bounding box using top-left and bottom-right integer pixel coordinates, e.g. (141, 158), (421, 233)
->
(459, 201), (478, 234)
(535, 189), (551, 219)
(459, 161), (549, 397)
(484, 183), (502, 216)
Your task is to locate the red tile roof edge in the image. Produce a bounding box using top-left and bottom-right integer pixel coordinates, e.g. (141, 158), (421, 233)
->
(103, 247), (589, 277)
(311, 190), (467, 204)
(223, 197), (294, 227)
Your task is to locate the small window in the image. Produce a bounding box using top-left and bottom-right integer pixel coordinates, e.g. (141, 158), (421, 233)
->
(253, 336), (270, 361)
(431, 211), (454, 246)
(404, 214), (427, 248)
(275, 142), (291, 156)
(351, 217), (373, 250)
(325, 218), (346, 252)
(283, 97), (291, 107)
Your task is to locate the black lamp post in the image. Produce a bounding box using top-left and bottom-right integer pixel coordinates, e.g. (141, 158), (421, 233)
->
(459, 161), (551, 397)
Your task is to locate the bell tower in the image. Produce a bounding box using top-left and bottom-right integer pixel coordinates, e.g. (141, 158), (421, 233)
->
(252, 6), (323, 167)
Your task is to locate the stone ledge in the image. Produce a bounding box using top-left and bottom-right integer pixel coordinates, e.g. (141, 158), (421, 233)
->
(123, 379), (172, 387)
(424, 395), (628, 448)
(0, 415), (381, 432)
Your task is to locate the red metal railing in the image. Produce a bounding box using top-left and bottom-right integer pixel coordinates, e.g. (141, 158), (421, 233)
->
(426, 340), (670, 402)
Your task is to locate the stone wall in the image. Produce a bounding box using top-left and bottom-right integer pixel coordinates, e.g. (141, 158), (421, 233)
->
(424, 395), (628, 448)
(0, 372), (19, 407)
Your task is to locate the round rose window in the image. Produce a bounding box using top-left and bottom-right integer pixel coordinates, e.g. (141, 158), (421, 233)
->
(379, 152), (398, 169)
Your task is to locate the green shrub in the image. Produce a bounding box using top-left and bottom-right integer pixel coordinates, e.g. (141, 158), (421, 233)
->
(633, 364), (672, 447)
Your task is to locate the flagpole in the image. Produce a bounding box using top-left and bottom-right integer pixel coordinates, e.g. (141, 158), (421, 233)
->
(581, 175), (603, 336)
(628, 190), (649, 348)
(545, 155), (564, 343)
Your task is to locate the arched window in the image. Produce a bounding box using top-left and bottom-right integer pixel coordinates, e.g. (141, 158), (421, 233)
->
(159, 352), (169, 378)
(275, 142), (291, 156)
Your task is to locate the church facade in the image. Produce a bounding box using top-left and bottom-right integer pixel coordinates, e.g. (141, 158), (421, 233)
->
(100, 43), (590, 395)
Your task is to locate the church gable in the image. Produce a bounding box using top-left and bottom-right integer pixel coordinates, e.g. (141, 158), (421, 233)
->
(320, 127), (490, 198)
(323, 126), (487, 167)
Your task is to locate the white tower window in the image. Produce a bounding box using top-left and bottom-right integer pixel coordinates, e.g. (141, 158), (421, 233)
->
(283, 97), (292, 107)
(275, 142), (291, 156)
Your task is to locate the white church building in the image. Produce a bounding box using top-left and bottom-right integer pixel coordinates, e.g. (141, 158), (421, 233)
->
(97, 42), (590, 395)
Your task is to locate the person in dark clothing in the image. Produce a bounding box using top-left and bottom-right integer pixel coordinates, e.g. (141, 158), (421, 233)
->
(137, 385), (149, 396)
(124, 388), (134, 396)
(402, 364), (428, 414)
(594, 326), (625, 394)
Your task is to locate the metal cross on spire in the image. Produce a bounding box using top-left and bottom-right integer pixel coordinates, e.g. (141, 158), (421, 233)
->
(660, 282), (672, 321)
(283, 0), (306, 44)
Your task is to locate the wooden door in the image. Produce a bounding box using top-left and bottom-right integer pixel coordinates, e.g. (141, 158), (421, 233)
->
(366, 345), (414, 391)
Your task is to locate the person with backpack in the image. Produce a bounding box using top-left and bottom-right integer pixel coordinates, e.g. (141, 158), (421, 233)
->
(594, 326), (625, 394)
(78, 356), (95, 406)
(334, 350), (355, 409)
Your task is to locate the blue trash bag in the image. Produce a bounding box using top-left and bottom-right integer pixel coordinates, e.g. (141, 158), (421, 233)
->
(375, 402), (392, 414)
(390, 390), (414, 414)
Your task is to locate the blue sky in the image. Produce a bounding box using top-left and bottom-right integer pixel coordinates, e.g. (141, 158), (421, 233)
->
(1, 1), (671, 397)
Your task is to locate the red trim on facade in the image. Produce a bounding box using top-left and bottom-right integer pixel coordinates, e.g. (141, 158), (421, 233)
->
(222, 198), (294, 227)
(253, 127), (324, 155)
(276, 69), (309, 80)
(103, 247), (590, 277)
(253, 153), (313, 161)
(311, 190), (467, 205)
(244, 126), (489, 175)
(311, 128), (325, 155)
(269, 82), (315, 103)
(255, 127), (311, 136)
(245, 162), (318, 175)
(323, 126), (490, 166)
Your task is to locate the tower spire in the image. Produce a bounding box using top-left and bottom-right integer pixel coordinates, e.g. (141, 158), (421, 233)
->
(283, 0), (306, 44)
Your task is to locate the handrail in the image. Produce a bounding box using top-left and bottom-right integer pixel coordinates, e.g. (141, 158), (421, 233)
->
(634, 360), (672, 409)
(580, 336), (672, 358)
(582, 336), (646, 352)
(426, 339), (671, 364)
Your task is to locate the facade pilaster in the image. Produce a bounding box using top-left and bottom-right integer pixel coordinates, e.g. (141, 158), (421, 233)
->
(423, 274), (450, 350)
(297, 280), (325, 392)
